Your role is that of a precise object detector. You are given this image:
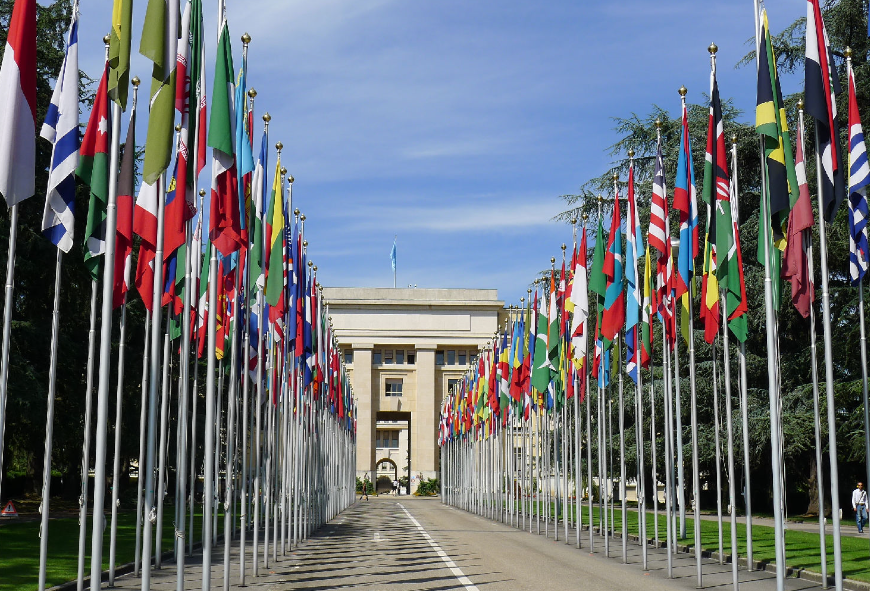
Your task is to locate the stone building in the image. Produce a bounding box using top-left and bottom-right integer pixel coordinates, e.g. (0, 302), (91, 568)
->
(322, 287), (503, 493)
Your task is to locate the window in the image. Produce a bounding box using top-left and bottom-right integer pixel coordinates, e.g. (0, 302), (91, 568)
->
(373, 349), (382, 364)
(447, 379), (460, 395)
(407, 351), (415, 364)
(395, 349), (404, 365)
(384, 349), (393, 364)
(376, 430), (400, 448)
(447, 350), (456, 365)
(385, 378), (403, 397)
(436, 350), (444, 365)
(458, 351), (466, 366)
(344, 350), (353, 364)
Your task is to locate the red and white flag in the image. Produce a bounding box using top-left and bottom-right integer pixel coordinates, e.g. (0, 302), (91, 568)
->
(0, 0), (36, 206)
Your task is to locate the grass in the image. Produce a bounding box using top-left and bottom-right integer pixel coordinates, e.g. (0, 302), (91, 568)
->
(0, 504), (225, 591)
(509, 501), (870, 582)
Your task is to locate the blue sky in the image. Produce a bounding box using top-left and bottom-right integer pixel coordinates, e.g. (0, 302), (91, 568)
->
(75, 0), (806, 305)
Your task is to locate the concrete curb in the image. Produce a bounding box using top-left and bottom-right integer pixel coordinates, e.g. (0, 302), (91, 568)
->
(594, 526), (869, 591)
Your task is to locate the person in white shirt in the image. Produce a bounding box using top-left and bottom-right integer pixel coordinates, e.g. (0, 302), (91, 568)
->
(853, 482), (868, 533)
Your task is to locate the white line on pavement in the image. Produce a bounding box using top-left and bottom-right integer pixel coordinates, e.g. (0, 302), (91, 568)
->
(397, 503), (479, 591)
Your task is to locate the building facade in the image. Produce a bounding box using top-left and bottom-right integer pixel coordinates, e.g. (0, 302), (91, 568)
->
(322, 287), (503, 493)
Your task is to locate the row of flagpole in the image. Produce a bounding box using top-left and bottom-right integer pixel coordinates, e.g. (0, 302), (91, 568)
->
(439, 4), (870, 591)
(0, 0), (360, 590)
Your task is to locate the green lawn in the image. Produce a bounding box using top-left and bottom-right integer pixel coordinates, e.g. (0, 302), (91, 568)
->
(0, 505), (224, 591)
(508, 501), (870, 582)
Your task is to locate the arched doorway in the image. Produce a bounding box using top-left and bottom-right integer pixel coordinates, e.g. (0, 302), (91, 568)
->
(376, 457), (398, 494)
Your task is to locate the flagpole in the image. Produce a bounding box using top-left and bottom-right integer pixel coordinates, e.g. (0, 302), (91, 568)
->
(663, 314), (675, 578)
(731, 133), (754, 571)
(189, 188), (206, 558)
(612, 173), (627, 565)
(721, 294), (739, 591)
(712, 339), (724, 563)
(202, 241), (219, 591)
(847, 47), (870, 561)
(814, 123), (845, 591)
(36, 247), (63, 591)
(0, 199), (19, 500)
(134, 307), (151, 575)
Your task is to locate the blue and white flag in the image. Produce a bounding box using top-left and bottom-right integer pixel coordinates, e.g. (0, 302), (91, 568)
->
(390, 237), (397, 272)
(41, 6), (79, 253)
(848, 65), (870, 284)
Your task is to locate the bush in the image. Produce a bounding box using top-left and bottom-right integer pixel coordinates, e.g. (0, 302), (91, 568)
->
(415, 478), (440, 496)
(355, 477), (374, 495)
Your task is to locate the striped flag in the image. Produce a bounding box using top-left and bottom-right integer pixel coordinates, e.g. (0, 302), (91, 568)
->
(0, 0), (36, 206)
(79, 64), (111, 281)
(601, 188), (625, 343)
(701, 66), (725, 344)
(41, 8), (79, 253)
(848, 64), (870, 284)
(113, 107), (136, 309)
(625, 161), (642, 383)
(648, 132), (674, 349)
(673, 99), (699, 300)
(806, 0), (845, 223)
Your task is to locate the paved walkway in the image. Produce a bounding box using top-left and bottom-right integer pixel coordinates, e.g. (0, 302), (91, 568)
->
(104, 497), (849, 591)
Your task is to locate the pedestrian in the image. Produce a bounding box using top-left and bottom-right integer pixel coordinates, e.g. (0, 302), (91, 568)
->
(392, 479), (398, 495)
(853, 481), (868, 533)
(361, 474), (370, 501)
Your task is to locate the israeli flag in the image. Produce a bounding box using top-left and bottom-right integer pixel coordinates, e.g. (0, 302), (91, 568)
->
(41, 6), (79, 253)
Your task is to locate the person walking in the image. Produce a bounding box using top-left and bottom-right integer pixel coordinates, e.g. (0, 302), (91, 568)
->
(853, 481), (868, 533)
(362, 474), (370, 501)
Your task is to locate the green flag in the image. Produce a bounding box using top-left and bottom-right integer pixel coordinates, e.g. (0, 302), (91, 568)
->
(79, 64), (111, 281)
(139, 0), (178, 184)
(108, 0), (133, 109)
(531, 291), (550, 394)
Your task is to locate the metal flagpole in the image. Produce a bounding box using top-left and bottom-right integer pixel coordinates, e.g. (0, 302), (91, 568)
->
(142, 174), (168, 590)
(721, 294), (739, 591)
(586, 344), (593, 550)
(814, 125), (845, 591)
(713, 340), (724, 564)
(618, 332), (627, 564)
(135, 309), (151, 575)
(189, 189), (206, 558)
(37, 250), (63, 591)
(672, 315), (685, 543)
(175, 217), (193, 590)
(803, 153), (828, 585)
(155, 324), (171, 568)
(202, 242), (219, 591)
(88, 59), (124, 587)
(223, 265), (242, 590)
(663, 335), (675, 578)
(0, 204), (19, 502)
(650, 358), (658, 550)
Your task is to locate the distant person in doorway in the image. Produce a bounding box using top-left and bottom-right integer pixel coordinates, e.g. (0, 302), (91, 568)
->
(853, 481), (868, 533)
(362, 474), (370, 501)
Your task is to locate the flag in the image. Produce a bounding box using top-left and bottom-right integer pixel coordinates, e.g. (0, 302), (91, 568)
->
(848, 63), (870, 285)
(806, 0), (845, 223)
(190, 0), (207, 179)
(649, 132), (675, 349)
(391, 238), (397, 272)
(674, 97), (699, 299)
(701, 67), (726, 344)
(0, 0), (37, 206)
(625, 161), (642, 383)
(135, 180), (159, 310)
(250, 133), (268, 291)
(265, 159), (285, 308)
(601, 191), (625, 343)
(139, 0), (179, 184)
(783, 112), (815, 318)
(531, 286), (550, 394)
(78, 64), (111, 282)
(208, 9), (243, 256)
(570, 229), (589, 366)
(641, 246), (653, 368)
(41, 9), (79, 253)
(113, 108), (136, 309)
(757, 9), (799, 305)
(589, 219), (607, 382)
(108, 0), (133, 109)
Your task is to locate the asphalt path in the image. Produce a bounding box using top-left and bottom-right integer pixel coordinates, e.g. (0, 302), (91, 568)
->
(107, 496), (826, 591)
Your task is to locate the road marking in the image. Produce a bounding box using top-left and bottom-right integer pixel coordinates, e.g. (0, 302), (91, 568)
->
(374, 531), (382, 542)
(397, 503), (479, 591)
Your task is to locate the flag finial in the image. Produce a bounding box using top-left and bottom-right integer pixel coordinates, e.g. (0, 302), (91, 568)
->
(263, 112), (271, 122)
(655, 118), (662, 129)
(678, 85), (688, 97)
(199, 188), (205, 197)
(276, 141), (283, 152)
(132, 76), (141, 87)
(248, 88), (257, 98)
(103, 34), (110, 45)
(288, 175), (294, 184)
(708, 42), (718, 55)
(241, 32), (252, 45)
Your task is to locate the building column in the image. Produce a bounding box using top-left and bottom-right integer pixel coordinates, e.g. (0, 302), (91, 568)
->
(352, 346), (376, 483)
(414, 346), (437, 490)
